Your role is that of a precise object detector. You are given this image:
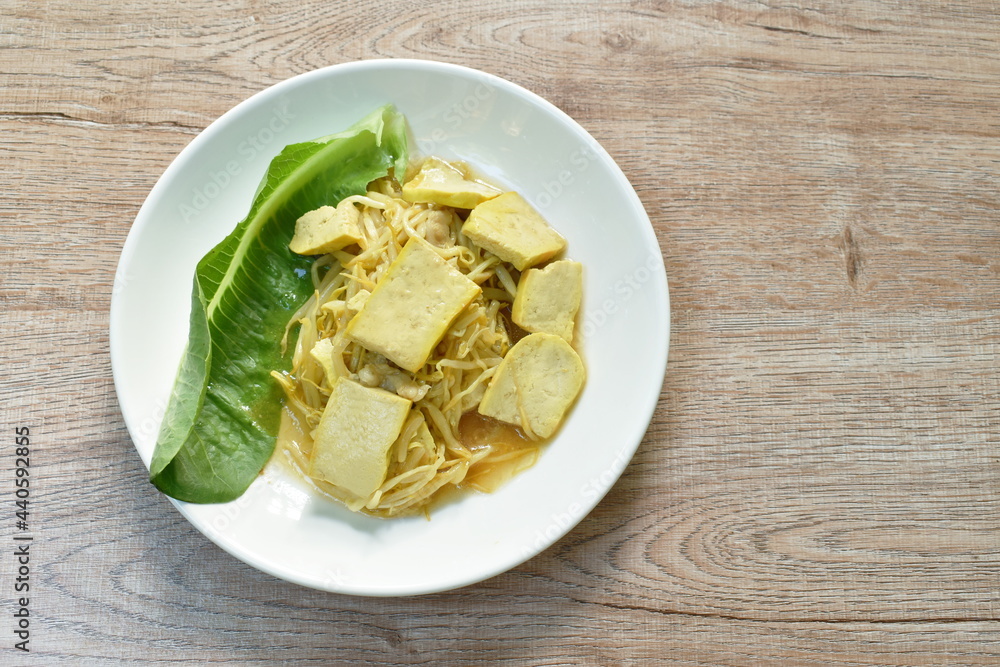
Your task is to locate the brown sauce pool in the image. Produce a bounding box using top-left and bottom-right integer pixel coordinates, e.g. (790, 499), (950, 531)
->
(457, 411), (540, 493)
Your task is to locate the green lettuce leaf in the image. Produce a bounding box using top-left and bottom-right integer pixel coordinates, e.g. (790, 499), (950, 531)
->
(150, 105), (409, 503)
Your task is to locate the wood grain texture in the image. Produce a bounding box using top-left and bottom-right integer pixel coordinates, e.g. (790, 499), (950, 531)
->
(2, 0), (1000, 664)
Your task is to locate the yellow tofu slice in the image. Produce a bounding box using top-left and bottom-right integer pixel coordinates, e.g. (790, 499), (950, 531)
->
(511, 260), (583, 342)
(289, 199), (363, 255)
(461, 192), (566, 270)
(309, 377), (412, 499)
(478, 333), (585, 439)
(346, 236), (481, 372)
(402, 156), (502, 209)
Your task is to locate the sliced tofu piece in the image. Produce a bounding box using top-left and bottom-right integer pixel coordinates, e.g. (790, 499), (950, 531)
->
(461, 192), (566, 270)
(511, 260), (583, 342)
(289, 199), (363, 255)
(346, 236), (481, 372)
(309, 377), (412, 498)
(478, 333), (585, 439)
(402, 156), (502, 209)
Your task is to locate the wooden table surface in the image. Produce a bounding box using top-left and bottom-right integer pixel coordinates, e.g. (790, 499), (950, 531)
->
(3, 0), (999, 664)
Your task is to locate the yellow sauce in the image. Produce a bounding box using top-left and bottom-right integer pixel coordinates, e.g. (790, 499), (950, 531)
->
(457, 411), (542, 493)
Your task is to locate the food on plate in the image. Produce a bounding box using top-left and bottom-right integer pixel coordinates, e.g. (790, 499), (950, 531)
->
(275, 155), (586, 517)
(401, 156), (502, 208)
(288, 200), (364, 255)
(477, 333), (585, 440)
(149, 105), (585, 515)
(309, 377), (412, 498)
(149, 105), (408, 504)
(344, 235), (482, 373)
(511, 260), (583, 342)
(461, 191), (566, 270)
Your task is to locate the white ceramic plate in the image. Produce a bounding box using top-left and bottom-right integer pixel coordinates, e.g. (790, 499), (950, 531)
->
(111, 59), (669, 595)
